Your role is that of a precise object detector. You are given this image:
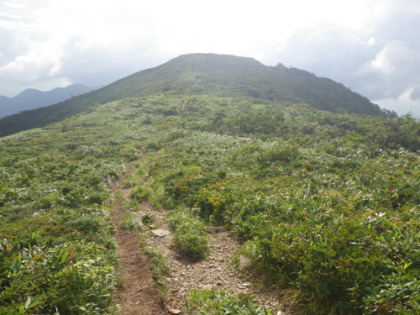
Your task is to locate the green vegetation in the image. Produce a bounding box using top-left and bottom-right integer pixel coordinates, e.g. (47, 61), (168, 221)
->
(143, 246), (170, 291)
(186, 288), (271, 314)
(168, 209), (209, 261)
(0, 152), (122, 314)
(0, 78), (418, 313)
(141, 213), (154, 226)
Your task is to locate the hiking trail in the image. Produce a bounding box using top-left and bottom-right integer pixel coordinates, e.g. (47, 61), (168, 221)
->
(113, 157), (292, 314)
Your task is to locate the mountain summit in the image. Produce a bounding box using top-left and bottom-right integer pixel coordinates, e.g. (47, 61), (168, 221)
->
(100, 53), (385, 115)
(0, 53), (389, 137)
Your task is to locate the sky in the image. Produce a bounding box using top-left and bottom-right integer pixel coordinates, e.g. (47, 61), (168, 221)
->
(1, 0), (419, 117)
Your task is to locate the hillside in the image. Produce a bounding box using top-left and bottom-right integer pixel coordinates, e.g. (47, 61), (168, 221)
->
(0, 53), (393, 137)
(0, 82), (419, 314)
(0, 84), (91, 118)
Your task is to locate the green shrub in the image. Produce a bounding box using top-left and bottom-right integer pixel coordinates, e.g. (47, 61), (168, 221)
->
(363, 274), (420, 314)
(167, 209), (191, 231)
(168, 210), (208, 261)
(130, 185), (150, 202)
(141, 213), (154, 226)
(67, 216), (102, 234)
(87, 192), (105, 205)
(0, 240), (117, 314)
(172, 227), (208, 262)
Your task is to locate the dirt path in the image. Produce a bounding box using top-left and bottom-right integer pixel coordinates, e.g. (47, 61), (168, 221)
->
(112, 157), (289, 314)
(135, 203), (285, 314)
(112, 163), (166, 315)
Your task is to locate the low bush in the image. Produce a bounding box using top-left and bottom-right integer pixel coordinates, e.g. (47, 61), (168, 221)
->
(168, 209), (208, 261)
(130, 185), (150, 202)
(141, 213), (154, 226)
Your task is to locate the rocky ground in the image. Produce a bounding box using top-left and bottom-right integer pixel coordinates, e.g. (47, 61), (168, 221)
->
(113, 160), (290, 314)
(134, 206), (285, 313)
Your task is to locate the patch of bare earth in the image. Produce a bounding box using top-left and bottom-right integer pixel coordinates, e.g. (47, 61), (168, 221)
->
(112, 163), (166, 315)
(135, 203), (286, 314)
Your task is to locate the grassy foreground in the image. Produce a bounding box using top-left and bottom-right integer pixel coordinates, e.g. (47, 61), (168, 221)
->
(1, 94), (419, 314)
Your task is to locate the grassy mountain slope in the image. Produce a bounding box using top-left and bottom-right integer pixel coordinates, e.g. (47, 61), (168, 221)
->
(0, 89), (419, 313)
(0, 53), (391, 137)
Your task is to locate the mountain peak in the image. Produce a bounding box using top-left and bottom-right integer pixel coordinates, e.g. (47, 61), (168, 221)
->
(15, 88), (43, 98)
(0, 53), (391, 137)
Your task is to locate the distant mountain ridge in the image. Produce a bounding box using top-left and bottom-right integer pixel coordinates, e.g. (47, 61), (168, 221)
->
(0, 54), (393, 137)
(0, 84), (91, 118)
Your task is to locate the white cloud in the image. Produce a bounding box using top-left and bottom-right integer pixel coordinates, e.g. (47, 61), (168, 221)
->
(360, 41), (415, 75)
(0, 0), (419, 117)
(409, 86), (420, 101)
(375, 98), (420, 117)
(354, 40), (420, 109)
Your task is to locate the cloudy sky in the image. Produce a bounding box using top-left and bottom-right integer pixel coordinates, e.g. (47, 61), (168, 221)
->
(1, 0), (419, 117)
